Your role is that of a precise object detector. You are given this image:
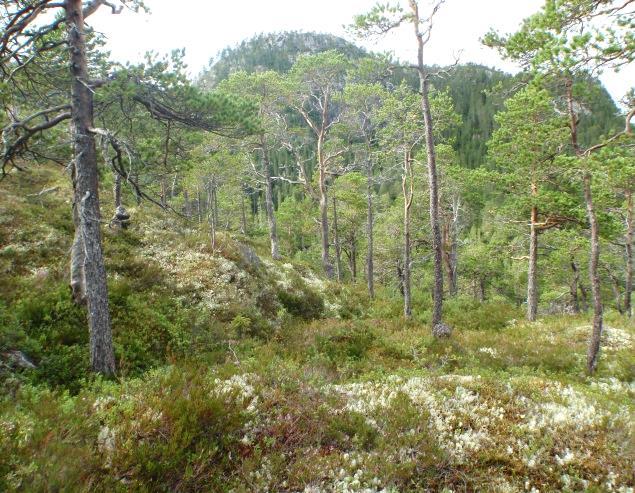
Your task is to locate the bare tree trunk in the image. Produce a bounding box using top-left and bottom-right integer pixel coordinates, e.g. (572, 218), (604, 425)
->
(397, 261), (405, 297)
(403, 150), (413, 319)
(410, 2), (444, 329)
(442, 213), (458, 297)
(213, 182), (219, 229)
(209, 182), (217, 252)
(584, 173), (603, 374)
(625, 189), (633, 317)
(318, 132), (334, 278)
(566, 76), (603, 373)
(449, 196), (460, 295)
(527, 202), (539, 321)
(262, 142), (281, 259)
(608, 270), (624, 315)
(366, 158), (375, 299)
(170, 173), (177, 199)
(333, 197), (342, 283)
(570, 259), (580, 314)
(66, 0), (115, 375)
(160, 121), (171, 207)
(351, 237), (357, 282)
(132, 171), (142, 205)
(160, 177), (167, 207)
(113, 171), (122, 209)
(183, 189), (191, 218)
(197, 185), (202, 223)
(240, 189), (247, 235)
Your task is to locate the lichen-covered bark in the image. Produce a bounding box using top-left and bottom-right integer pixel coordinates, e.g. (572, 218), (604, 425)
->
(66, 0), (115, 375)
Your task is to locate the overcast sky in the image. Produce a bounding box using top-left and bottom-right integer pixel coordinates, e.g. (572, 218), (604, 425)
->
(90, 0), (633, 104)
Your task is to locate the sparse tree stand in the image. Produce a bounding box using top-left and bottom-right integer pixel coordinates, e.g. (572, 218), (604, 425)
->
(67, 0), (115, 375)
(351, 0), (450, 335)
(484, 0), (635, 373)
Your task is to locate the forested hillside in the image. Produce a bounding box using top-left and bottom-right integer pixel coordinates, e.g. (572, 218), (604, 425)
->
(199, 31), (623, 168)
(1, 1), (634, 492)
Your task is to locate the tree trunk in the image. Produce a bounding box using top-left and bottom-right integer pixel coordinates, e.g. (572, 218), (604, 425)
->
(421, 78), (444, 328)
(397, 261), (405, 297)
(608, 271), (624, 315)
(66, 0), (115, 376)
(442, 214), (458, 297)
(333, 197), (342, 283)
(351, 237), (357, 282)
(70, 186), (86, 304)
(240, 189), (247, 235)
(160, 177), (167, 207)
(262, 141), (281, 259)
(527, 202), (539, 321)
(113, 171), (122, 209)
(583, 173), (603, 374)
(183, 189), (191, 218)
(207, 179), (218, 253)
(566, 76), (603, 373)
(625, 189), (633, 317)
(403, 150), (413, 319)
(318, 132), (334, 278)
(478, 279), (486, 303)
(580, 281), (589, 312)
(196, 185), (202, 223)
(410, 5), (444, 328)
(170, 173), (178, 199)
(366, 158), (375, 299)
(570, 259), (580, 314)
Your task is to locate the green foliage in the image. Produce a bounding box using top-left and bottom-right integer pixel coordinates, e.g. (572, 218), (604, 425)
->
(277, 288), (324, 320)
(315, 324), (375, 362)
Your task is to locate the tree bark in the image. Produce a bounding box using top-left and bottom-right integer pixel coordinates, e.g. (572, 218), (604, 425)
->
(196, 185), (202, 223)
(209, 179), (217, 251)
(410, 1), (444, 329)
(113, 171), (122, 209)
(70, 187), (86, 304)
(527, 199), (539, 321)
(318, 131), (334, 278)
(333, 197), (343, 283)
(183, 189), (191, 218)
(570, 259), (580, 314)
(584, 173), (603, 374)
(625, 189), (633, 317)
(240, 188), (247, 235)
(262, 141), (281, 259)
(403, 150), (413, 319)
(66, 0), (115, 376)
(566, 76), (603, 373)
(366, 158), (375, 299)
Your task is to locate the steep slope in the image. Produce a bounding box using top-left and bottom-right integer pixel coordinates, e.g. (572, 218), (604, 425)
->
(0, 166), (332, 390)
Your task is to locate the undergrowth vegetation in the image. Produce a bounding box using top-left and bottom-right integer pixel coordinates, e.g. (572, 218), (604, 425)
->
(1, 168), (634, 492)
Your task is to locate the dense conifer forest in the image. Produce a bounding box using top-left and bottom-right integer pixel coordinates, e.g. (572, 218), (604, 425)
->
(1, 1), (634, 491)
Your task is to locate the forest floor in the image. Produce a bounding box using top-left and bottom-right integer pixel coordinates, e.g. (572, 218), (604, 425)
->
(1, 167), (634, 492)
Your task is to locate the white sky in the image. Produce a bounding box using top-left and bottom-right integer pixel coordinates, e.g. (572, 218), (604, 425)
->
(89, 0), (633, 104)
